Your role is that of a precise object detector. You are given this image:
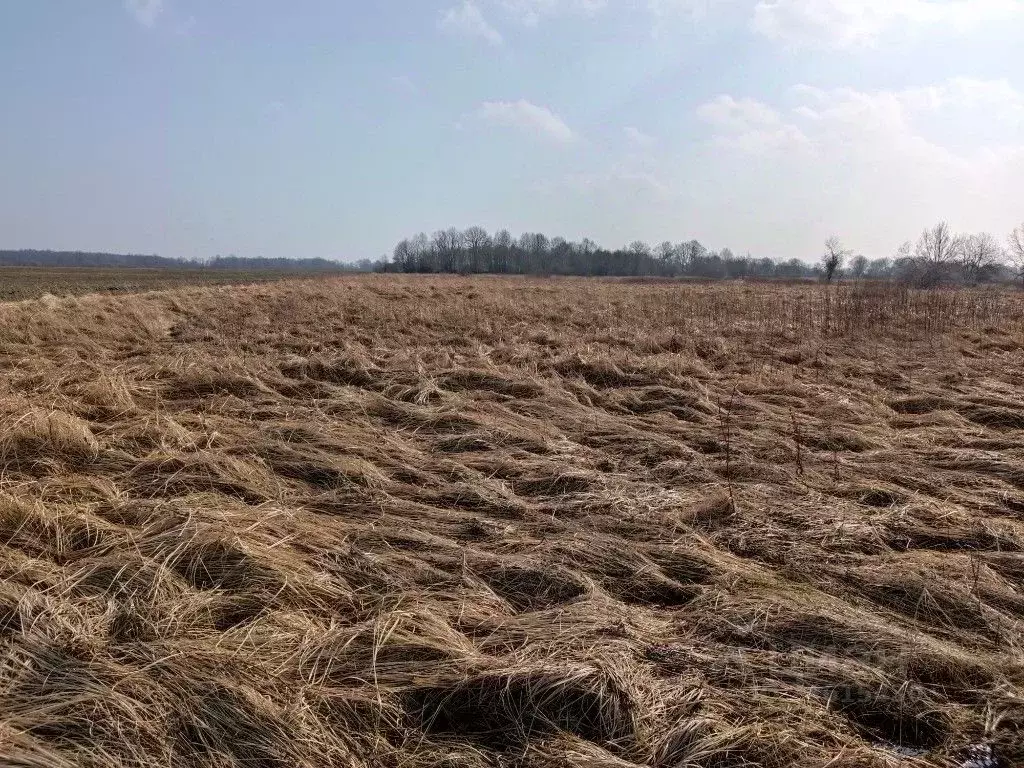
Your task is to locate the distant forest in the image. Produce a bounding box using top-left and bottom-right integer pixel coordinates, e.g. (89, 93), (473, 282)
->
(387, 223), (1024, 286)
(0, 251), (365, 272)
(8, 219), (1024, 287)
(387, 229), (809, 279)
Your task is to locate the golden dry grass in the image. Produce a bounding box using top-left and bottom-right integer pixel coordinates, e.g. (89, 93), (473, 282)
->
(0, 275), (1022, 767)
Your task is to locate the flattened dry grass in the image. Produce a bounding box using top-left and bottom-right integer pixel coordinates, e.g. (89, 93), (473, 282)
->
(0, 275), (1023, 767)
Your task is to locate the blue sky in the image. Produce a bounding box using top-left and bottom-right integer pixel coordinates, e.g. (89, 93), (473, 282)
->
(1, 1), (1022, 262)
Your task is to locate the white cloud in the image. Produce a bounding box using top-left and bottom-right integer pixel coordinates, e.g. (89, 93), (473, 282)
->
(692, 78), (1024, 255)
(497, 0), (608, 25)
(699, 79), (1024, 161)
(493, 0), (713, 29)
(697, 94), (783, 131)
(439, 1), (504, 44)
(896, 77), (1024, 115)
(647, 0), (723, 19)
(623, 126), (658, 149)
(752, 0), (1023, 48)
(476, 100), (575, 142)
(125, 0), (164, 28)
(696, 94), (809, 152)
(440, 0), (1020, 46)
(788, 77), (1024, 147)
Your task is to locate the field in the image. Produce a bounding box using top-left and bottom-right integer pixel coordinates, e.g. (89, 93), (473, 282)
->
(0, 275), (1022, 767)
(0, 266), (320, 302)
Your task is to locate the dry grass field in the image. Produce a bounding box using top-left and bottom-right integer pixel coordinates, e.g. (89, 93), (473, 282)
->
(1, 275), (1022, 767)
(0, 266), (314, 302)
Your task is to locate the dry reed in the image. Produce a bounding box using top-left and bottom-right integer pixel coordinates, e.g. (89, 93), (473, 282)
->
(0, 275), (1021, 767)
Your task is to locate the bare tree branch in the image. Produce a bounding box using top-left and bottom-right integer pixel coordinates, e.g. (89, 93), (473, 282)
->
(821, 236), (851, 283)
(1008, 223), (1024, 285)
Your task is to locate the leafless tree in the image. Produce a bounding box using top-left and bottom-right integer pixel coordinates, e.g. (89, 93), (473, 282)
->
(866, 257), (892, 278)
(411, 233), (430, 269)
(913, 221), (958, 285)
(392, 238), (414, 272)
(432, 228), (464, 272)
(821, 236), (851, 283)
(957, 232), (1003, 285)
(492, 229), (512, 273)
(627, 241), (652, 275)
(848, 254), (869, 279)
(1008, 223), (1024, 286)
(463, 226), (489, 251)
(915, 222), (957, 264)
(628, 240), (652, 257)
(554, 237), (577, 272)
(518, 232), (549, 273)
(679, 240), (706, 270)
(463, 226), (491, 272)
(656, 241), (674, 265)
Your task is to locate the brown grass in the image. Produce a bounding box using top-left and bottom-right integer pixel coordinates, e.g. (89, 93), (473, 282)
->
(0, 265), (316, 302)
(0, 275), (1022, 767)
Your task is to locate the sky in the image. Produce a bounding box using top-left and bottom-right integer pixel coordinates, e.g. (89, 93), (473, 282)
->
(1, 1), (1022, 262)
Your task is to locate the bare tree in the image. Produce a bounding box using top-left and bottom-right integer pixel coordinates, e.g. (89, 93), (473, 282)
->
(411, 233), (430, 271)
(866, 257), (892, 279)
(821, 236), (851, 283)
(681, 240), (707, 270)
(957, 232), (1002, 285)
(627, 241), (652, 276)
(392, 239), (414, 273)
(656, 241), (674, 270)
(432, 228), (464, 272)
(492, 229), (512, 273)
(550, 236), (572, 273)
(913, 221), (958, 286)
(519, 232), (549, 273)
(463, 226), (491, 272)
(848, 254), (869, 279)
(1008, 223), (1024, 286)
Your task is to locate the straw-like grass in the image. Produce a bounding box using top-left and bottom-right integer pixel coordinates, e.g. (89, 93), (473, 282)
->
(0, 275), (1022, 767)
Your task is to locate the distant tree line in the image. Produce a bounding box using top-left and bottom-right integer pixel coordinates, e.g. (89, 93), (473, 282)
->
(386, 228), (792, 279)
(387, 222), (1024, 286)
(0, 250), (186, 268)
(819, 223), (1024, 287)
(0, 250), (361, 272)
